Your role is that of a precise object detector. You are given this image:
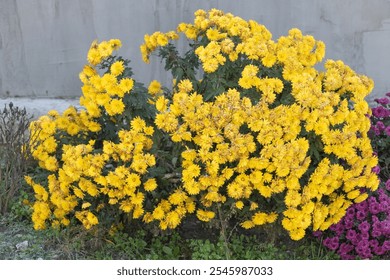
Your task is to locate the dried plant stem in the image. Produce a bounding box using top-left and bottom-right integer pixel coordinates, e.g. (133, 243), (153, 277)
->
(217, 203), (231, 260)
(0, 103), (34, 214)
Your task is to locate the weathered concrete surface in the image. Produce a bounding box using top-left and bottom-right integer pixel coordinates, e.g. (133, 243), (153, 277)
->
(0, 98), (79, 119)
(1, 0), (390, 101)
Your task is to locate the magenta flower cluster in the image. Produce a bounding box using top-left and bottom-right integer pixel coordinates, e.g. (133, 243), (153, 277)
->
(370, 94), (390, 181)
(370, 93), (390, 136)
(315, 93), (390, 259)
(317, 184), (390, 259)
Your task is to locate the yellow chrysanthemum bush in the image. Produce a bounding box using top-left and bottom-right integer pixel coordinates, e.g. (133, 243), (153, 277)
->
(140, 9), (379, 240)
(26, 9), (379, 243)
(25, 39), (160, 230)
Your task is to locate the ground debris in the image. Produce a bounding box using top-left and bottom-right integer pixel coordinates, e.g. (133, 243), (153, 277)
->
(15, 240), (29, 251)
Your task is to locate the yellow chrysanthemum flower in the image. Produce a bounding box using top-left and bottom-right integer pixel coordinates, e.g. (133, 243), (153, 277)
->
(148, 80), (163, 95)
(110, 61), (125, 76)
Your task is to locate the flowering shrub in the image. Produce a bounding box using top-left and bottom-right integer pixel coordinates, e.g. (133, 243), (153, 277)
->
(140, 9), (379, 240)
(318, 94), (390, 259)
(26, 9), (379, 242)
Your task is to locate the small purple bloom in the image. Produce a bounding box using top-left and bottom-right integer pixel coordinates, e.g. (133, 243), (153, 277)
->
(356, 210), (366, 221)
(358, 221), (370, 232)
(323, 237), (340, 251)
(372, 165), (381, 174)
(344, 221), (354, 229)
(373, 221), (382, 231)
(368, 196), (377, 204)
(372, 106), (390, 118)
(355, 246), (363, 255)
(369, 202), (381, 214)
(376, 121), (386, 131)
(386, 92), (390, 97)
(361, 249), (373, 259)
(338, 243), (354, 254)
(371, 215), (380, 224)
(329, 237), (340, 251)
(328, 243), (339, 251)
(358, 239), (369, 250)
(380, 220), (390, 235)
(380, 197), (388, 208)
(372, 126), (381, 136)
(330, 223), (344, 235)
(374, 97), (390, 105)
(323, 237), (333, 250)
(371, 229), (382, 238)
(377, 189), (385, 198)
(355, 201), (368, 211)
(346, 229), (357, 241)
(386, 179), (390, 191)
(352, 233), (363, 245)
(383, 240), (390, 251)
(374, 245), (385, 255)
(329, 224), (339, 231)
(379, 200), (389, 212)
(369, 239), (379, 249)
(355, 245), (372, 259)
(385, 126), (390, 136)
(346, 207), (355, 217)
(360, 231), (369, 240)
(345, 214), (354, 222)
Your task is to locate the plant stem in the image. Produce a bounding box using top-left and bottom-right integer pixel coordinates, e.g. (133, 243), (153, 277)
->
(217, 203), (231, 260)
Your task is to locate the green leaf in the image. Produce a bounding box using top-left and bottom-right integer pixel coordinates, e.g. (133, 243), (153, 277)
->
(162, 246), (172, 256)
(148, 166), (167, 178)
(171, 157), (178, 167)
(225, 80), (238, 88)
(173, 67), (184, 81)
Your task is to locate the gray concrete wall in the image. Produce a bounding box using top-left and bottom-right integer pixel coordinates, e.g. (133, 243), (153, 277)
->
(1, 0), (390, 101)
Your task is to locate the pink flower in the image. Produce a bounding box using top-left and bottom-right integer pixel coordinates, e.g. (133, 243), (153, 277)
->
(355, 201), (368, 211)
(376, 121), (385, 131)
(374, 97), (390, 105)
(385, 126), (390, 136)
(369, 239), (379, 249)
(358, 221), (370, 232)
(371, 229), (382, 238)
(374, 246), (386, 255)
(372, 106), (390, 118)
(346, 207), (355, 216)
(386, 179), (390, 191)
(371, 126), (381, 136)
(372, 165), (381, 174)
(346, 229), (357, 241)
(369, 202), (381, 214)
(383, 240), (390, 251)
(356, 210), (366, 220)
